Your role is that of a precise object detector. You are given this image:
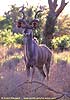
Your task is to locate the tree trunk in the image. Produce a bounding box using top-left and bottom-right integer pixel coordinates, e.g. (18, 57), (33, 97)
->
(43, 0), (69, 49)
(43, 12), (57, 49)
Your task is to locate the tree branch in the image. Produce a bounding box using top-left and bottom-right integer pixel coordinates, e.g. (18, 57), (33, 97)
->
(56, 0), (69, 17)
(48, 0), (54, 11)
(53, 0), (58, 10)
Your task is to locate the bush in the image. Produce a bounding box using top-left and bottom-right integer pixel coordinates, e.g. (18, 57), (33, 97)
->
(52, 35), (70, 51)
(14, 34), (23, 44)
(0, 29), (42, 46)
(0, 29), (23, 45)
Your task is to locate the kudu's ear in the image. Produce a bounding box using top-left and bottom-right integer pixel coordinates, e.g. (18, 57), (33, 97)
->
(17, 19), (26, 28)
(30, 10), (42, 29)
(17, 21), (22, 28)
(30, 19), (39, 29)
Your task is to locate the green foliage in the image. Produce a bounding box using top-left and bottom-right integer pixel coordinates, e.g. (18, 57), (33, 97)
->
(0, 5), (48, 44)
(33, 29), (42, 43)
(1, 4), (70, 48)
(0, 29), (23, 45)
(0, 5), (21, 30)
(0, 17), (12, 30)
(52, 35), (70, 50)
(14, 34), (23, 44)
(57, 15), (70, 35)
(0, 16), (5, 21)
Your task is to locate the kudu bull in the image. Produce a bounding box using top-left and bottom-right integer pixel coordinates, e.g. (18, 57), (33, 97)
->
(16, 10), (52, 81)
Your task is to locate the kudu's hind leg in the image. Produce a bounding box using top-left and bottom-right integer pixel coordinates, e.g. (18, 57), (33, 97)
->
(26, 64), (32, 90)
(31, 66), (35, 82)
(26, 64), (30, 81)
(45, 57), (51, 80)
(38, 66), (46, 81)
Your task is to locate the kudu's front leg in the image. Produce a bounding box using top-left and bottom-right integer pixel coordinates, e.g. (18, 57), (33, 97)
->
(31, 66), (35, 82)
(26, 64), (30, 82)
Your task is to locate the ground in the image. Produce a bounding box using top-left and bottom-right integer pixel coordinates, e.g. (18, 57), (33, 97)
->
(0, 45), (70, 100)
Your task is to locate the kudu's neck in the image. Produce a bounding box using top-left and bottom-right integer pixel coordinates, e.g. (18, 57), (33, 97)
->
(26, 34), (33, 59)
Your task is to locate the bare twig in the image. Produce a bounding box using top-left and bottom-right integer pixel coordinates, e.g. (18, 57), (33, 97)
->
(9, 81), (70, 99)
(17, 81), (70, 95)
(48, 0), (54, 11)
(56, 0), (69, 17)
(53, 0), (58, 10)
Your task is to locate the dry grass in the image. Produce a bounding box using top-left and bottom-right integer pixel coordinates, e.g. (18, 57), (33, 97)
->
(0, 45), (70, 99)
(53, 51), (70, 63)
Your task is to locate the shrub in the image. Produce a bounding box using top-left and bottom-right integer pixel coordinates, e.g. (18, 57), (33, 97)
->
(0, 29), (23, 45)
(52, 35), (70, 51)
